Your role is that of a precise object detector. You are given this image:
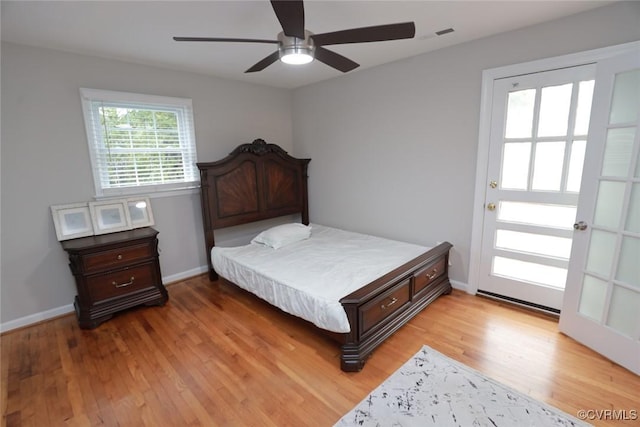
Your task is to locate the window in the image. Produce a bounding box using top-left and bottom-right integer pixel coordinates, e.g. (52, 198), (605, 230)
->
(80, 88), (198, 197)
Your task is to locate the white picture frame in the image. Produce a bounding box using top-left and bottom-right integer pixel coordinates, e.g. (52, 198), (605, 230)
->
(127, 197), (155, 229)
(51, 203), (95, 241)
(89, 200), (131, 235)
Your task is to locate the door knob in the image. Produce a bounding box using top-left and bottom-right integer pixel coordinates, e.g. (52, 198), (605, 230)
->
(573, 221), (588, 231)
(487, 203), (496, 211)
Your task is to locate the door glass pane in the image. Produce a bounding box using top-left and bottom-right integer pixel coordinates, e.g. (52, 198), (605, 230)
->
(574, 80), (595, 135)
(616, 236), (640, 288)
(566, 140), (586, 192)
(606, 286), (640, 338)
(505, 89), (535, 138)
(501, 142), (531, 190)
(593, 181), (625, 228)
(586, 230), (617, 278)
(493, 256), (567, 288)
(532, 141), (565, 191)
(626, 184), (640, 233)
(495, 230), (572, 259)
(601, 127), (636, 177)
(498, 201), (576, 229)
(578, 275), (607, 321)
(538, 83), (572, 137)
(609, 69), (640, 125)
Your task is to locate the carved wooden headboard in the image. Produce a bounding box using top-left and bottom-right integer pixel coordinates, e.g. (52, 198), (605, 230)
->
(197, 139), (311, 279)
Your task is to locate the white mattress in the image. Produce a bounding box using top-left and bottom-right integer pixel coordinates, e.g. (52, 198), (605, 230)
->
(211, 224), (429, 333)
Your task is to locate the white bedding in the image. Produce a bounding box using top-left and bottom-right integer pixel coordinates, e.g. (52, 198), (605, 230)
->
(211, 224), (429, 333)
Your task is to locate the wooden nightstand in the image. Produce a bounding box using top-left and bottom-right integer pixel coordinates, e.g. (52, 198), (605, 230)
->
(61, 227), (168, 329)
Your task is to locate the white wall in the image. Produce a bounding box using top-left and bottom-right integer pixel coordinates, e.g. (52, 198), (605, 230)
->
(291, 2), (640, 287)
(0, 42), (293, 328)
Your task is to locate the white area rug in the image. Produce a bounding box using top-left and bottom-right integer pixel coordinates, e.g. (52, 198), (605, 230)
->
(335, 345), (590, 427)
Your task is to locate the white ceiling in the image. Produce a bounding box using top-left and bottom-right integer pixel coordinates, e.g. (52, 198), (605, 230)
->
(1, 1), (613, 89)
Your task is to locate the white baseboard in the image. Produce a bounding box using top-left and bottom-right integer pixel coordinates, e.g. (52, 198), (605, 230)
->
(0, 303), (75, 334)
(450, 279), (471, 294)
(0, 265), (210, 334)
(162, 265), (209, 284)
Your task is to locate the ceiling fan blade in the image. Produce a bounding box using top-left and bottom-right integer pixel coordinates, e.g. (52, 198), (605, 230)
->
(270, 0), (305, 39)
(173, 37), (278, 44)
(311, 22), (415, 46)
(245, 51), (281, 73)
(314, 47), (359, 73)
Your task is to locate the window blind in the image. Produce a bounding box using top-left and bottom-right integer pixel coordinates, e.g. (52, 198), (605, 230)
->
(80, 89), (198, 197)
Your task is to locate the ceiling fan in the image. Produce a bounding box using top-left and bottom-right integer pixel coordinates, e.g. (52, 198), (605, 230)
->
(173, 0), (416, 73)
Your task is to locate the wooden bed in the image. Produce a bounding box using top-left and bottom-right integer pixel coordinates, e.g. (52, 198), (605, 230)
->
(197, 139), (453, 371)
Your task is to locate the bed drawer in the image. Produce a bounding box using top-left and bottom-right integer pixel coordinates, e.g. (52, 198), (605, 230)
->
(361, 278), (411, 334)
(413, 257), (447, 295)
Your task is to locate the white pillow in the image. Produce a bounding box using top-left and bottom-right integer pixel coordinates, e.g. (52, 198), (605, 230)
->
(251, 223), (312, 249)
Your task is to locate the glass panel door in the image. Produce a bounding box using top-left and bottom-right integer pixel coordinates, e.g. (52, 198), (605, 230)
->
(478, 65), (596, 310)
(560, 49), (640, 375)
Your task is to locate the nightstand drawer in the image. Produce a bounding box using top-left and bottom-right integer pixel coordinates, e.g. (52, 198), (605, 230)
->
(87, 263), (155, 303)
(83, 243), (153, 273)
(413, 258), (446, 294)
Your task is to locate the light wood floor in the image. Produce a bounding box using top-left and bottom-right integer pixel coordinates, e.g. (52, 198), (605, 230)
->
(2, 275), (639, 426)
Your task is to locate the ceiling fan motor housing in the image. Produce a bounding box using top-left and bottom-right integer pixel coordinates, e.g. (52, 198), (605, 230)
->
(278, 30), (315, 64)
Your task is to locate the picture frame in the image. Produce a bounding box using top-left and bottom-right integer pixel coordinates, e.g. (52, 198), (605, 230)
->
(51, 203), (95, 241)
(89, 200), (131, 235)
(126, 197), (155, 229)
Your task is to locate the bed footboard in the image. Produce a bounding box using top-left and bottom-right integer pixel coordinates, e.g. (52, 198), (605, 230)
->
(339, 241), (453, 372)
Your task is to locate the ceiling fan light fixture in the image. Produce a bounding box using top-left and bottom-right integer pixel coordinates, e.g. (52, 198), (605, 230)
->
(280, 47), (314, 65)
(278, 31), (315, 65)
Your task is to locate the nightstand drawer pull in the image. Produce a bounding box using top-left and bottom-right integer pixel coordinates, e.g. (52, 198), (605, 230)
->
(381, 297), (398, 310)
(113, 276), (135, 288)
(117, 254), (123, 260)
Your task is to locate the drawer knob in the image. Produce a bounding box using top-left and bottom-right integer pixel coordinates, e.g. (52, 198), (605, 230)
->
(426, 269), (438, 280)
(112, 276), (135, 288)
(381, 297), (398, 310)
(116, 254), (123, 260)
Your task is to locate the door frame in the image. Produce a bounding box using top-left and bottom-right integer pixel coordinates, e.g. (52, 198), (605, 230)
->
(469, 40), (640, 296)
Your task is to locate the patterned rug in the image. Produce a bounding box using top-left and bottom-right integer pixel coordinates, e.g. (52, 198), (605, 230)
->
(335, 345), (590, 427)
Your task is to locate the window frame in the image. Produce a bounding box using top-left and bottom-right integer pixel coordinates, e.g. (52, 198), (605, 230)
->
(80, 88), (199, 198)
